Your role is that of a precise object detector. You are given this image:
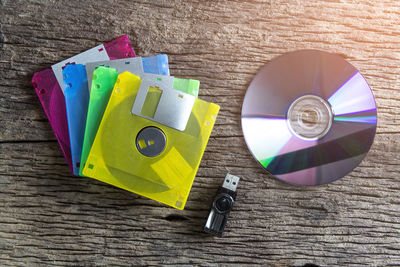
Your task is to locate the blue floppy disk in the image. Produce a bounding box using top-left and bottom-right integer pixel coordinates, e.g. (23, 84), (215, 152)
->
(63, 64), (89, 175)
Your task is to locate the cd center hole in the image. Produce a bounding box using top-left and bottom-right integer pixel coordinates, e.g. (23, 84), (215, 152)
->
(301, 109), (319, 127)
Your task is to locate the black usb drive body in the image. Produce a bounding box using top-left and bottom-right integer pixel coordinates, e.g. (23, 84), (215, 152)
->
(204, 173), (239, 236)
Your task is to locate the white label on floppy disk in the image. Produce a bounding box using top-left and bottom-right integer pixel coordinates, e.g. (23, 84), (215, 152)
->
(51, 44), (110, 94)
(131, 78), (195, 131)
(85, 57), (144, 92)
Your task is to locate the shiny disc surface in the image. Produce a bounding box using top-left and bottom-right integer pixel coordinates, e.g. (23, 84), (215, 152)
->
(241, 50), (377, 186)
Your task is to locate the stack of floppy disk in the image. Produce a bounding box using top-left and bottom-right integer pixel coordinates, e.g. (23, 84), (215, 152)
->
(31, 35), (219, 210)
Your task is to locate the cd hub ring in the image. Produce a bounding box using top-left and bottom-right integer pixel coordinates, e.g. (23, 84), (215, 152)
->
(287, 95), (333, 141)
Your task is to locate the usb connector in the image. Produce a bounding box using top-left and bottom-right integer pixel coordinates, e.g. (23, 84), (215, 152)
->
(222, 173), (240, 192)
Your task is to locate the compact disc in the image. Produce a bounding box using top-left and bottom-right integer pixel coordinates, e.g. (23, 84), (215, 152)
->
(241, 50), (377, 186)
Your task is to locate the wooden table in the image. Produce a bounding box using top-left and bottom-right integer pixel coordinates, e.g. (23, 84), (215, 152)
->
(1, 0), (399, 266)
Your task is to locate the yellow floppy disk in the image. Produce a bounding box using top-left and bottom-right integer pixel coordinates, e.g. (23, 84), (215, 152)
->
(83, 72), (219, 209)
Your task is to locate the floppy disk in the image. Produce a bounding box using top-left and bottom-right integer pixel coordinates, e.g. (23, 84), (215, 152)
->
(31, 35), (135, 173)
(63, 64), (89, 175)
(64, 55), (171, 176)
(83, 72), (219, 209)
(79, 65), (173, 176)
(79, 64), (197, 176)
(79, 67), (118, 176)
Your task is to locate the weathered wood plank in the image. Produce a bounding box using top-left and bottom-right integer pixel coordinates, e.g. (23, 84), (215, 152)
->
(1, 0), (400, 266)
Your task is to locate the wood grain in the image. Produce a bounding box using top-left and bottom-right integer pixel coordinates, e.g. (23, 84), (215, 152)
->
(1, 0), (400, 266)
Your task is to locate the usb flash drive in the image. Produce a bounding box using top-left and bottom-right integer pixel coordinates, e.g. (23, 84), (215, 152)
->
(204, 173), (239, 236)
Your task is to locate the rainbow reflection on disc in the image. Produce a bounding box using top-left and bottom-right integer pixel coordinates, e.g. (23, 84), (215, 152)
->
(241, 50), (377, 186)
